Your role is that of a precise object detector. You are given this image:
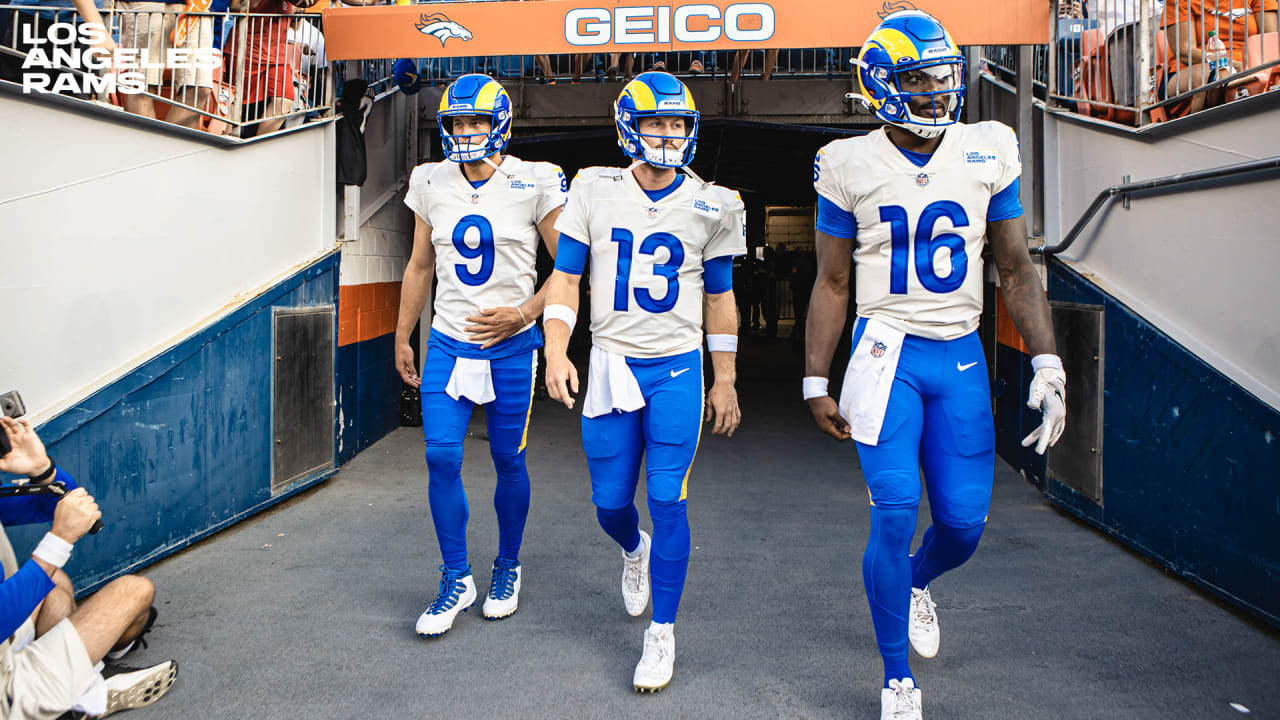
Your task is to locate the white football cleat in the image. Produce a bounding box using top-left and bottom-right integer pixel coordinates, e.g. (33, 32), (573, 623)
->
(483, 558), (521, 620)
(908, 586), (939, 659)
(881, 678), (923, 720)
(100, 660), (179, 717)
(621, 530), (651, 617)
(632, 623), (675, 693)
(416, 565), (476, 637)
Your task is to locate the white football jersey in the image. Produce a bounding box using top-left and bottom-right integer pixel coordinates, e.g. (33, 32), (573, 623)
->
(556, 167), (747, 358)
(814, 121), (1021, 341)
(404, 155), (566, 343)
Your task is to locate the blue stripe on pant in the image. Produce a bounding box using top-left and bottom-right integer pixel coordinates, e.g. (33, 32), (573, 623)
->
(582, 348), (703, 625)
(420, 344), (536, 573)
(851, 318), (994, 686)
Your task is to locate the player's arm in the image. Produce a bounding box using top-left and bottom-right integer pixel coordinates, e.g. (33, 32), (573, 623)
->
(516, 205), (563, 324)
(988, 214), (1066, 454)
(543, 230), (587, 410)
(395, 215), (436, 388)
(805, 230), (853, 441)
(703, 257), (741, 437)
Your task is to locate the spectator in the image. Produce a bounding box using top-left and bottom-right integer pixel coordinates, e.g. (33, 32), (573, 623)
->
(1162, 0), (1277, 114)
(730, 48), (780, 84)
(115, 0), (183, 121)
(1087, 0), (1167, 107)
(0, 417), (177, 719)
(225, 0), (317, 136)
(165, 3), (220, 129)
(288, 15), (327, 109)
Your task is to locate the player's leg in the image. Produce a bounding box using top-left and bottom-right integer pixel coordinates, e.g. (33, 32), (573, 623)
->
(907, 333), (995, 658)
(631, 350), (702, 692)
(416, 346), (479, 636)
(480, 349), (537, 620)
(854, 368), (927, 694)
(582, 405), (647, 615)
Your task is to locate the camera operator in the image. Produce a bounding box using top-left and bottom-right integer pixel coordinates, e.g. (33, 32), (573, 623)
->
(0, 417), (177, 719)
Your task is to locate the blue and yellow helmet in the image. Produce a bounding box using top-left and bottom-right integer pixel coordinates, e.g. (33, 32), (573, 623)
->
(854, 11), (965, 138)
(438, 74), (512, 163)
(614, 72), (699, 168)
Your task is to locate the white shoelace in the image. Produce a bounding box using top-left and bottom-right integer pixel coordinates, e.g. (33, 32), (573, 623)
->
(623, 546), (644, 593)
(640, 631), (668, 668)
(911, 590), (936, 625)
(887, 679), (920, 718)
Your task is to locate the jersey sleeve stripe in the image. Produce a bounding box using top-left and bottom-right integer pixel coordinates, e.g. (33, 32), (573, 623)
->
(553, 233), (589, 275)
(986, 178), (1023, 223)
(817, 195), (858, 239)
(703, 255), (734, 294)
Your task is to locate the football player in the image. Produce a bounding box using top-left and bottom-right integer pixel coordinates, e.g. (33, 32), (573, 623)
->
(541, 72), (746, 692)
(805, 12), (1066, 719)
(396, 74), (566, 637)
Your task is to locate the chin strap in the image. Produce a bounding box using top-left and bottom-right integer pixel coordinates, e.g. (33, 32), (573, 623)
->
(480, 154), (509, 176)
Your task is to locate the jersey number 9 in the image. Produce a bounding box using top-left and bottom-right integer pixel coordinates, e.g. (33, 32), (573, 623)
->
(453, 215), (496, 286)
(611, 228), (684, 313)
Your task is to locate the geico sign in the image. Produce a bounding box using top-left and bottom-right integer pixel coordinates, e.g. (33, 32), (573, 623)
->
(565, 4), (776, 46)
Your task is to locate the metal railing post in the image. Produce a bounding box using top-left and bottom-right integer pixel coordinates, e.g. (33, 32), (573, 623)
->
(1137, 0), (1152, 125)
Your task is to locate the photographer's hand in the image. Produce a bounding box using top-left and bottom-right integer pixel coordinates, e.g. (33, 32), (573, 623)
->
(0, 417), (52, 479)
(50, 488), (101, 544)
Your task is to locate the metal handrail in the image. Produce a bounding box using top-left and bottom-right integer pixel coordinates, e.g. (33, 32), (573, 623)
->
(1034, 155), (1280, 255)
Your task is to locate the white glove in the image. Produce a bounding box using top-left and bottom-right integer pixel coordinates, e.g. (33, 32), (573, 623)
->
(1021, 355), (1066, 455)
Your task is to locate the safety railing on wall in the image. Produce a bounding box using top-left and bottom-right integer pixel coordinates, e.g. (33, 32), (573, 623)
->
(389, 47), (858, 89)
(1, 2), (334, 137)
(1044, 0), (1280, 126)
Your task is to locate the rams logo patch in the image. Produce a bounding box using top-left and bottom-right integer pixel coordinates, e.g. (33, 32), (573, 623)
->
(415, 13), (473, 46)
(965, 150), (999, 164)
(691, 198), (722, 217)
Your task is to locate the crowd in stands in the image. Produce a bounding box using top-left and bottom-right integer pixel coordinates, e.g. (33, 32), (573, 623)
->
(1057, 0), (1279, 119)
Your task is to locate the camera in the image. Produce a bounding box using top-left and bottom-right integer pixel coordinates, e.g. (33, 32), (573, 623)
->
(0, 390), (26, 457)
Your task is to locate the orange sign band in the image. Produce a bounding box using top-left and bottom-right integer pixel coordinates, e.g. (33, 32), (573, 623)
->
(323, 0), (1049, 61)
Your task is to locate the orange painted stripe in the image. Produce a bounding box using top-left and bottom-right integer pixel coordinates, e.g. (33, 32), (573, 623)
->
(339, 281), (404, 347)
(995, 289), (1031, 355)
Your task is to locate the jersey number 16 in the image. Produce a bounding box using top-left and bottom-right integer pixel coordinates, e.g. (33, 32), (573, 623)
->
(879, 201), (970, 295)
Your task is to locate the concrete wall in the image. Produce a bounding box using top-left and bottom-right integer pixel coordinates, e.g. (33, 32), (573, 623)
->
(0, 94), (335, 422)
(1042, 97), (1280, 411)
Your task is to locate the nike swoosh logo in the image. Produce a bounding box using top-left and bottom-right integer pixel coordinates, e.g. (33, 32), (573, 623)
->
(670, 368), (690, 378)
(957, 362), (979, 372)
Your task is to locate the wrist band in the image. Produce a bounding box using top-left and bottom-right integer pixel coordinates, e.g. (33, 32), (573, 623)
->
(802, 376), (829, 400)
(29, 459), (55, 484)
(543, 304), (577, 333)
(517, 306), (528, 325)
(706, 334), (737, 353)
(1031, 354), (1063, 372)
(33, 532), (73, 568)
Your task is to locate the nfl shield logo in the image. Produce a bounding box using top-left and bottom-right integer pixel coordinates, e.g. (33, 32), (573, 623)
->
(647, 207), (658, 219)
(470, 193), (480, 204)
(916, 173), (930, 187)
(870, 341), (887, 358)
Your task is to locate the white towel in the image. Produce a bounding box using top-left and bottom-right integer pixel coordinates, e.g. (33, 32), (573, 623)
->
(583, 346), (647, 418)
(838, 318), (906, 446)
(445, 357), (496, 405)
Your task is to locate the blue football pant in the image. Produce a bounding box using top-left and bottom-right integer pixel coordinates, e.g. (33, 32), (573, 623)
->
(582, 349), (703, 625)
(852, 319), (995, 686)
(420, 346), (536, 573)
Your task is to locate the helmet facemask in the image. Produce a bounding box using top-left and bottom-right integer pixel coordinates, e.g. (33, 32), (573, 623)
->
(854, 54), (967, 139)
(440, 110), (508, 163)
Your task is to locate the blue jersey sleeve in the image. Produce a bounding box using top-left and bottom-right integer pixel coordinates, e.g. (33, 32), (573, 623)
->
(0, 560), (55, 640)
(987, 178), (1023, 222)
(553, 233), (589, 275)
(703, 256), (734, 294)
(0, 469), (79, 527)
(816, 195), (857, 240)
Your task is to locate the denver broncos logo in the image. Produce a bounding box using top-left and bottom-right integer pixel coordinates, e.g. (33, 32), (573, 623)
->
(877, 0), (920, 18)
(414, 13), (473, 46)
